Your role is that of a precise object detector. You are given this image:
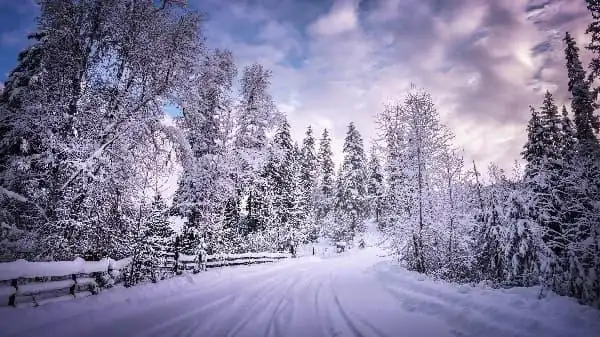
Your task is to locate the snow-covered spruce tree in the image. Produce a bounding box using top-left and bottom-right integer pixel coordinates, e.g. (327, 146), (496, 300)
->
(334, 123), (368, 243)
(500, 106), (547, 287)
(172, 49), (237, 255)
(379, 104), (405, 234)
(366, 145), (384, 223)
(129, 194), (175, 285)
(299, 126), (319, 243)
(563, 33), (600, 307)
(288, 147), (309, 249)
(0, 0), (203, 261)
(234, 63), (280, 242)
(472, 165), (511, 284)
(0, 32), (46, 260)
(316, 128), (336, 234)
(585, 0), (600, 100)
(565, 32), (600, 154)
(264, 119), (296, 250)
(503, 189), (542, 287)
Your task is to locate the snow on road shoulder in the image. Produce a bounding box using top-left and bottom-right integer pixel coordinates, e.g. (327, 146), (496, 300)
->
(372, 262), (600, 337)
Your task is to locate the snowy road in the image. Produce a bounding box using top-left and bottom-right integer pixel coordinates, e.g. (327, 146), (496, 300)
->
(1, 247), (600, 337)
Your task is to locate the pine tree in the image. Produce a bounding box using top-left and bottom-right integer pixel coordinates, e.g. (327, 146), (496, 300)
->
(504, 189), (541, 287)
(266, 119), (295, 249)
(366, 145), (384, 222)
(300, 126), (319, 242)
(0, 32), (47, 260)
(564, 32), (599, 154)
(525, 94), (565, 255)
(473, 167), (510, 284)
(564, 32), (600, 307)
(130, 194), (175, 284)
(335, 123), (368, 242)
(585, 0), (600, 100)
(316, 128), (335, 229)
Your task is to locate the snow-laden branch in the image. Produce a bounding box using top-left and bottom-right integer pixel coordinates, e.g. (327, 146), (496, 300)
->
(0, 186), (48, 221)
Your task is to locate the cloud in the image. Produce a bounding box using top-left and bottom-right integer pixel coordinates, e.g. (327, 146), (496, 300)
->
(194, 0), (593, 174)
(308, 0), (360, 37)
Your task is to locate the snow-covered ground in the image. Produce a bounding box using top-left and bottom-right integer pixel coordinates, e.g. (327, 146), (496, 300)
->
(1, 245), (599, 337)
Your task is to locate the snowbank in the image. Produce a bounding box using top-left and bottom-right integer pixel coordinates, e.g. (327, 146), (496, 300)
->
(0, 258), (110, 281)
(107, 257), (132, 271)
(0, 257), (133, 281)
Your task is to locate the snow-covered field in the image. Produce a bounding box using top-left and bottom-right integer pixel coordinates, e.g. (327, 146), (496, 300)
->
(1, 245), (598, 337)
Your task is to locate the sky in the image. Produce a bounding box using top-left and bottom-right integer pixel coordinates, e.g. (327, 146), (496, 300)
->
(0, 0), (594, 174)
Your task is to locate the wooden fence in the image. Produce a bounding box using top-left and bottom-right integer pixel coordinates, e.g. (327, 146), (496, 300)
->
(0, 252), (290, 308)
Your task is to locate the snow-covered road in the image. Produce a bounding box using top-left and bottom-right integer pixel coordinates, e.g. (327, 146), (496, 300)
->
(1, 247), (599, 337)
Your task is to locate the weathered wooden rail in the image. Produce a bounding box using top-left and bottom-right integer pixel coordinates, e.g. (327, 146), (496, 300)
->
(0, 252), (290, 308)
(0, 257), (131, 308)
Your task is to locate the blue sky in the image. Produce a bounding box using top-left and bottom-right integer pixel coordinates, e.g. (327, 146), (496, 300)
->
(0, 0), (594, 172)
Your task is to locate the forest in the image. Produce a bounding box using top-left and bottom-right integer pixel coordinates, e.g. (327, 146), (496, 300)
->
(0, 0), (599, 310)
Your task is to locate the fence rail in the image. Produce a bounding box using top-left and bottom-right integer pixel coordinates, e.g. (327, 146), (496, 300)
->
(0, 252), (290, 308)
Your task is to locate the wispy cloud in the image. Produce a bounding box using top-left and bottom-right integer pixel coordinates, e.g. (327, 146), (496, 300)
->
(193, 0), (592, 172)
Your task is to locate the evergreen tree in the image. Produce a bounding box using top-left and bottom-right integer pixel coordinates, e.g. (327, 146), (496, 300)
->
(266, 119), (295, 249)
(564, 32), (599, 154)
(504, 189), (541, 287)
(300, 126), (319, 242)
(335, 123), (368, 242)
(130, 194), (175, 284)
(585, 0), (600, 100)
(316, 128), (335, 229)
(563, 32), (600, 307)
(366, 145), (384, 222)
(0, 32), (47, 260)
(472, 167), (510, 284)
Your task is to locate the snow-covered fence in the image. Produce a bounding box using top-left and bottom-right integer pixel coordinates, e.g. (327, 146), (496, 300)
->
(0, 257), (131, 308)
(0, 251), (290, 308)
(205, 252), (291, 268)
(159, 251), (292, 274)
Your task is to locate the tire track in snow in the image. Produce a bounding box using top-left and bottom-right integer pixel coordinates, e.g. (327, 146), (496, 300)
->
(321, 274), (367, 337)
(312, 273), (331, 337)
(265, 274), (309, 337)
(221, 274), (300, 337)
(329, 274), (388, 337)
(128, 293), (236, 337)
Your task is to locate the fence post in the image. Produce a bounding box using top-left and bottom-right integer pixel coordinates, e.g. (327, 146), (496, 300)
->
(8, 279), (17, 307)
(174, 236), (180, 274)
(70, 274), (77, 298)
